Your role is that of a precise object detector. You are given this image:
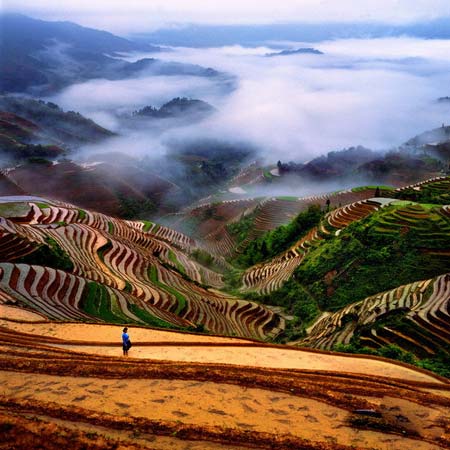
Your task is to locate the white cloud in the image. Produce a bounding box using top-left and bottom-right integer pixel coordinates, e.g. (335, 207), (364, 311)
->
(47, 37), (450, 163)
(52, 75), (221, 128)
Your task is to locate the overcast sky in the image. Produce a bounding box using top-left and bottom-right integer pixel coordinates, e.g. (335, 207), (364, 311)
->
(4, 0), (450, 34)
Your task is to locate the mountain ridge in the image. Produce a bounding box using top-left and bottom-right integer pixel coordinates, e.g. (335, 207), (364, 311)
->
(0, 14), (227, 94)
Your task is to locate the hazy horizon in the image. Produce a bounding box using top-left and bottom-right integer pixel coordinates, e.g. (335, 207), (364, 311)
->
(3, 0), (450, 34)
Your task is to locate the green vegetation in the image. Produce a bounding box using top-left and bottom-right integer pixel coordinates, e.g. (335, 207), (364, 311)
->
(348, 342), (418, 363)
(333, 342), (449, 378)
(77, 209), (86, 220)
(148, 265), (187, 315)
(141, 220), (154, 232)
(199, 204), (225, 222)
(265, 279), (319, 342)
(35, 202), (49, 210)
(190, 248), (222, 272)
(263, 169), (273, 181)
(14, 237), (74, 272)
(25, 157), (52, 165)
(395, 176), (450, 204)
(117, 194), (156, 219)
(81, 279), (181, 329)
(168, 250), (185, 275)
(80, 282), (127, 323)
(276, 196), (299, 201)
(222, 268), (244, 292)
(227, 213), (256, 245)
(80, 282), (179, 328)
(329, 304), (450, 378)
(247, 202), (450, 348)
(288, 204), (450, 312)
(232, 205), (323, 268)
(107, 222), (114, 234)
(351, 185), (394, 193)
(418, 352), (450, 378)
(0, 122), (65, 162)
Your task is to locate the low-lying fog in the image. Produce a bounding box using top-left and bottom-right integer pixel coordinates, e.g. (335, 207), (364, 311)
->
(48, 37), (450, 163)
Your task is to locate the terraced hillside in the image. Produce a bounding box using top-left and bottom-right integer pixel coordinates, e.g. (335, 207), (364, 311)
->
(1, 160), (177, 218)
(240, 188), (395, 246)
(1, 307), (449, 450)
(395, 176), (450, 204)
(163, 187), (380, 260)
(0, 197), (282, 339)
(302, 274), (450, 363)
(163, 198), (262, 257)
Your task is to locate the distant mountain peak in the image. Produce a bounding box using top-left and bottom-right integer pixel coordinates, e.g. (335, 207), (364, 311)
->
(132, 97), (215, 120)
(265, 47), (324, 57)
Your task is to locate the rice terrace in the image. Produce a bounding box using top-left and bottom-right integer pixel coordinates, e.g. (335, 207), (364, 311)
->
(1, 3), (450, 448)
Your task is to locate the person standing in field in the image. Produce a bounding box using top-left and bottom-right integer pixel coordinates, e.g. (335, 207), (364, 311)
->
(122, 327), (131, 356)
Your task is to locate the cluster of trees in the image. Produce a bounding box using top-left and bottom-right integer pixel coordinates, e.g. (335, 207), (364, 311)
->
(132, 97), (214, 119)
(292, 207), (450, 311)
(227, 213), (256, 244)
(117, 195), (156, 220)
(233, 205), (323, 268)
(0, 138), (64, 162)
(190, 248), (222, 272)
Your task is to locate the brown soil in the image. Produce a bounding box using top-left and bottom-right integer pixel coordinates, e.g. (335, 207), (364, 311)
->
(1, 315), (449, 450)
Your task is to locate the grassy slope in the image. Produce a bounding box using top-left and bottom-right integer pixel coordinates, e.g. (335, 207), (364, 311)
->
(296, 204), (450, 311)
(259, 203), (449, 320)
